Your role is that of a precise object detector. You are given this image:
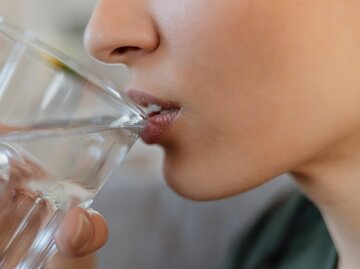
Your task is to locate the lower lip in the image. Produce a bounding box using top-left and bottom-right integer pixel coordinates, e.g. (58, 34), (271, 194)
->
(140, 110), (180, 144)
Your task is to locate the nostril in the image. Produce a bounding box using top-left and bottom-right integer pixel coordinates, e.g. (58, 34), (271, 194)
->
(111, 46), (141, 57)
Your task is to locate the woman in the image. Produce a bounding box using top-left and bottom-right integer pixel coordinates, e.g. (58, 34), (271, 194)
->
(52, 1), (360, 268)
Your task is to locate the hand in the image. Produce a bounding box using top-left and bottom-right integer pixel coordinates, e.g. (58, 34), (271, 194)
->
(55, 207), (109, 257)
(0, 148), (109, 258)
(46, 207), (109, 269)
(0, 129), (109, 267)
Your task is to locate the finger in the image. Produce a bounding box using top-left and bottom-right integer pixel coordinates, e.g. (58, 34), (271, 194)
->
(55, 207), (109, 258)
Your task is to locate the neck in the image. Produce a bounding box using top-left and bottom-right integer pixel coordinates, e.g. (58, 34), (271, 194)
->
(291, 134), (360, 269)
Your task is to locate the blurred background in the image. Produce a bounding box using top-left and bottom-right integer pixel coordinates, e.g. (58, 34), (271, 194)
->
(0, 1), (295, 268)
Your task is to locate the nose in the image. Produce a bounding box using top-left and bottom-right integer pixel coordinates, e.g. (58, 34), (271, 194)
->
(84, 0), (160, 66)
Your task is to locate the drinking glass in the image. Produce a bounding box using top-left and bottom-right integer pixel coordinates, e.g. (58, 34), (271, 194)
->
(0, 18), (146, 269)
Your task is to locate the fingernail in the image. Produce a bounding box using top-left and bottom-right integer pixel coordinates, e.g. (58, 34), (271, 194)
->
(71, 213), (93, 250)
(87, 208), (100, 216)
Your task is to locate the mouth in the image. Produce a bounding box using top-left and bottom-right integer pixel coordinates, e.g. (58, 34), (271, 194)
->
(126, 89), (181, 144)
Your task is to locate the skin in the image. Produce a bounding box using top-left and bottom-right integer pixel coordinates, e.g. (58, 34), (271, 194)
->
(60, 0), (360, 268)
(49, 207), (107, 269)
(85, 0), (360, 200)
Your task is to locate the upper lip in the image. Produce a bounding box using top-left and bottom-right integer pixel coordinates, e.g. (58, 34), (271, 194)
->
(126, 89), (180, 116)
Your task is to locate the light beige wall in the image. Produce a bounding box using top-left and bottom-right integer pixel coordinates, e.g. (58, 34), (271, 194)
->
(0, 0), (32, 25)
(0, 0), (96, 58)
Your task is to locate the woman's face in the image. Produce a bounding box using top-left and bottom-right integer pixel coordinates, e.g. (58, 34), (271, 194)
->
(85, 1), (360, 200)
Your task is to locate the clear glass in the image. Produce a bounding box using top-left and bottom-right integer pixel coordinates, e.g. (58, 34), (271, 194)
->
(0, 18), (146, 269)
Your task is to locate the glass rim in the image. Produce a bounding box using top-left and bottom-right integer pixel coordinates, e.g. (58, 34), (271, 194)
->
(0, 17), (146, 120)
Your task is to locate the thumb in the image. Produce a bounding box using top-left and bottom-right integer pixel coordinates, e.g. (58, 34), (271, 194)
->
(55, 207), (109, 258)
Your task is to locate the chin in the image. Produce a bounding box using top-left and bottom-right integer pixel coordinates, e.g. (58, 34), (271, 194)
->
(162, 152), (286, 201)
(162, 163), (254, 201)
(161, 140), (284, 201)
(163, 177), (221, 201)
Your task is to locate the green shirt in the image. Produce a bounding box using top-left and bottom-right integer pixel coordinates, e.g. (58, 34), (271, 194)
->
(226, 192), (338, 269)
